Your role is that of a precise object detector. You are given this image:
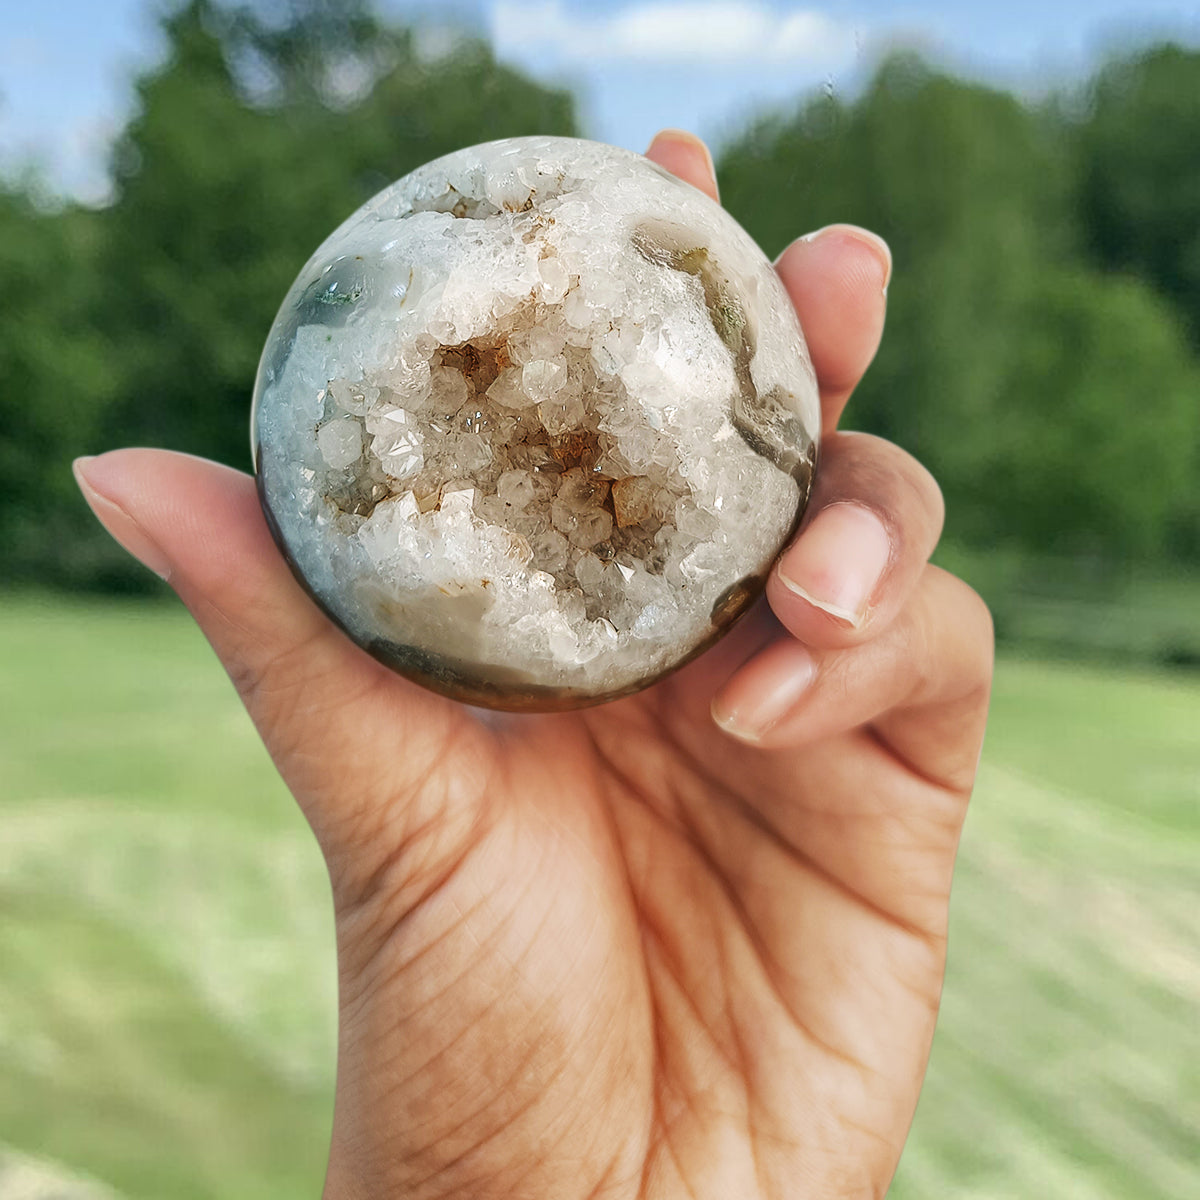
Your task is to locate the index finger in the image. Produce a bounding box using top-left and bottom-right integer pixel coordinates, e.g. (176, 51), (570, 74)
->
(774, 226), (891, 432)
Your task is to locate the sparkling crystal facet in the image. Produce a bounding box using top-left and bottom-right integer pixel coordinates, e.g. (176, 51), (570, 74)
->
(252, 137), (819, 710)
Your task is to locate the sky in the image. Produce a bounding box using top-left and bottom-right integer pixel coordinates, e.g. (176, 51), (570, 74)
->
(2, 0), (1198, 203)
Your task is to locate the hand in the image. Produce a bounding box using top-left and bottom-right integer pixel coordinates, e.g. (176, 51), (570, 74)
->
(75, 131), (993, 1199)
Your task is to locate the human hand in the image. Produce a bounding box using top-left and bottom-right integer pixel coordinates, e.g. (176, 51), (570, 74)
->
(74, 130), (993, 1199)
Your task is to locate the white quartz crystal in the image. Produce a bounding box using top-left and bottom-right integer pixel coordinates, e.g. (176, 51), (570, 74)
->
(252, 137), (819, 709)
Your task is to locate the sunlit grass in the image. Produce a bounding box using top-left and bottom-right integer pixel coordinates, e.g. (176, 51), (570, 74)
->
(1, 597), (1196, 1198)
(895, 655), (1200, 1200)
(0, 597), (334, 1198)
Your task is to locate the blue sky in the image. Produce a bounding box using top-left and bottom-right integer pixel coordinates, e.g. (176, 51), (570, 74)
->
(3, 0), (1198, 203)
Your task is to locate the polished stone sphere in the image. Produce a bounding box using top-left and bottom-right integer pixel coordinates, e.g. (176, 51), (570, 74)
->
(252, 136), (819, 710)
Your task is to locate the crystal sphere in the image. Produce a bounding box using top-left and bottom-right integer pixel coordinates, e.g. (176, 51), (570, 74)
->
(252, 137), (819, 710)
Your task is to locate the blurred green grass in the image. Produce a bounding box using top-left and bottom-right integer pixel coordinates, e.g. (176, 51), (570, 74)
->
(0, 597), (335, 1199)
(1, 596), (1197, 1198)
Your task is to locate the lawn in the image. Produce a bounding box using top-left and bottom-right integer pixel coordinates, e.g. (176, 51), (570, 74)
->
(1, 596), (1196, 1198)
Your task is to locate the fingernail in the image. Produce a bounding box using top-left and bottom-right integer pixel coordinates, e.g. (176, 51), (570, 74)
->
(777, 503), (891, 628)
(651, 128), (716, 180)
(73, 456), (172, 581)
(791, 224), (892, 294)
(712, 644), (817, 743)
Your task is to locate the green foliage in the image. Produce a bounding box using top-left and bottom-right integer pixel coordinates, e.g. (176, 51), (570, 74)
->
(0, 0), (577, 590)
(1072, 44), (1200, 345)
(721, 58), (1070, 477)
(1063, 42), (1200, 563)
(98, 0), (578, 473)
(1, 8), (1199, 611)
(719, 52), (1200, 563)
(0, 190), (128, 588)
(979, 269), (1198, 557)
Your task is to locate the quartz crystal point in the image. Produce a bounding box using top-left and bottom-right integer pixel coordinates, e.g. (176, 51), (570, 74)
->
(252, 137), (819, 710)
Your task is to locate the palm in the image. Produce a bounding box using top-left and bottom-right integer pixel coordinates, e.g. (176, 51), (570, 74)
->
(316, 597), (978, 1199)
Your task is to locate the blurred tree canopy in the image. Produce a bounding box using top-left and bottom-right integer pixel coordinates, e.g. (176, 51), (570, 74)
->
(0, 1), (1197, 592)
(1073, 44), (1200, 347)
(1, 0), (578, 589)
(719, 52), (1200, 561)
(0, 190), (122, 588)
(100, 0), (578, 487)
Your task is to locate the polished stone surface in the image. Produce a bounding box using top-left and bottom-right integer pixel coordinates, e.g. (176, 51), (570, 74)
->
(253, 137), (819, 708)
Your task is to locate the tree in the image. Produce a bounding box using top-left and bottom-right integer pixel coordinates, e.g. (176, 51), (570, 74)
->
(720, 56), (1071, 480)
(6, 18), (1199, 590)
(0, 0), (578, 590)
(98, 0), (579, 472)
(1066, 43), (1200, 562)
(966, 268), (1198, 557)
(718, 53), (1199, 562)
(1072, 44), (1200, 345)
(0, 187), (126, 586)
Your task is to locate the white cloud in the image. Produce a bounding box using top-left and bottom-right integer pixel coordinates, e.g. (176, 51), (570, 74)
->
(490, 1), (861, 66)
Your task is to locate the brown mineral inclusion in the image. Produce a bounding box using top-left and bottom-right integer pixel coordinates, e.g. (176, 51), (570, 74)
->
(252, 137), (820, 709)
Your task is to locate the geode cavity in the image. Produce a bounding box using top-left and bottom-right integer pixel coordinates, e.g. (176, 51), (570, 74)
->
(252, 136), (819, 710)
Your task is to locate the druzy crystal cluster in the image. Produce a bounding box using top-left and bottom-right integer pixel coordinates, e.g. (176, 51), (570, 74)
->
(253, 137), (819, 708)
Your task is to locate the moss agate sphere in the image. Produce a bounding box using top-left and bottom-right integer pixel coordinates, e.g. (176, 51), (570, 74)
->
(252, 137), (819, 710)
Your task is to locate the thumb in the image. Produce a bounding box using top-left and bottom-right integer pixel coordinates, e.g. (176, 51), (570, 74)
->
(73, 448), (474, 865)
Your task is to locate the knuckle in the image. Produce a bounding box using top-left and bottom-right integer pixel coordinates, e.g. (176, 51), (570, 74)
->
(817, 431), (946, 547)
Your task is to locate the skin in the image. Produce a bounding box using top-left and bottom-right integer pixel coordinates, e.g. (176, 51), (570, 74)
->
(74, 132), (993, 1199)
